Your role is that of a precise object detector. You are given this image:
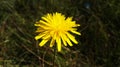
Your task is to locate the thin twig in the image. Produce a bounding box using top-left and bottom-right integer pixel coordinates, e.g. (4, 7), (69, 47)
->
(21, 44), (53, 66)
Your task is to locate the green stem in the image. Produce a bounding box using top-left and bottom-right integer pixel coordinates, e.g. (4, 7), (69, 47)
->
(53, 47), (56, 67)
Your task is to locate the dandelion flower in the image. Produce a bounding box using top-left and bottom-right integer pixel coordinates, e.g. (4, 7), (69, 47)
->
(35, 12), (81, 52)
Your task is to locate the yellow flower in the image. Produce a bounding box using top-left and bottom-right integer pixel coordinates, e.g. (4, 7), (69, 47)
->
(35, 12), (81, 52)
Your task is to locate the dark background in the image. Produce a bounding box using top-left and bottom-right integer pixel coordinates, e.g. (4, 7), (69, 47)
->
(0, 0), (120, 67)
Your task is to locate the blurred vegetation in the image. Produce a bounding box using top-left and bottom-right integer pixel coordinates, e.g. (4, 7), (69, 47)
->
(0, 0), (120, 67)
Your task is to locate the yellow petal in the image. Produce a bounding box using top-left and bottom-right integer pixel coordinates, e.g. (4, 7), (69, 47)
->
(46, 14), (52, 19)
(39, 20), (51, 26)
(50, 31), (58, 47)
(60, 34), (67, 46)
(35, 23), (50, 30)
(50, 38), (55, 47)
(66, 17), (73, 21)
(42, 34), (51, 39)
(66, 32), (78, 44)
(39, 39), (49, 46)
(70, 30), (81, 35)
(34, 23), (40, 26)
(76, 24), (80, 26)
(62, 33), (73, 46)
(41, 17), (51, 23)
(56, 37), (61, 52)
(66, 38), (73, 46)
(35, 29), (44, 32)
(35, 34), (46, 40)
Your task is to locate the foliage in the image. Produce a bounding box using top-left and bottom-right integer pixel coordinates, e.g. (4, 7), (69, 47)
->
(0, 0), (120, 67)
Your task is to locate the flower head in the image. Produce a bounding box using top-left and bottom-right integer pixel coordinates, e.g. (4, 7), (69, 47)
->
(35, 12), (81, 52)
